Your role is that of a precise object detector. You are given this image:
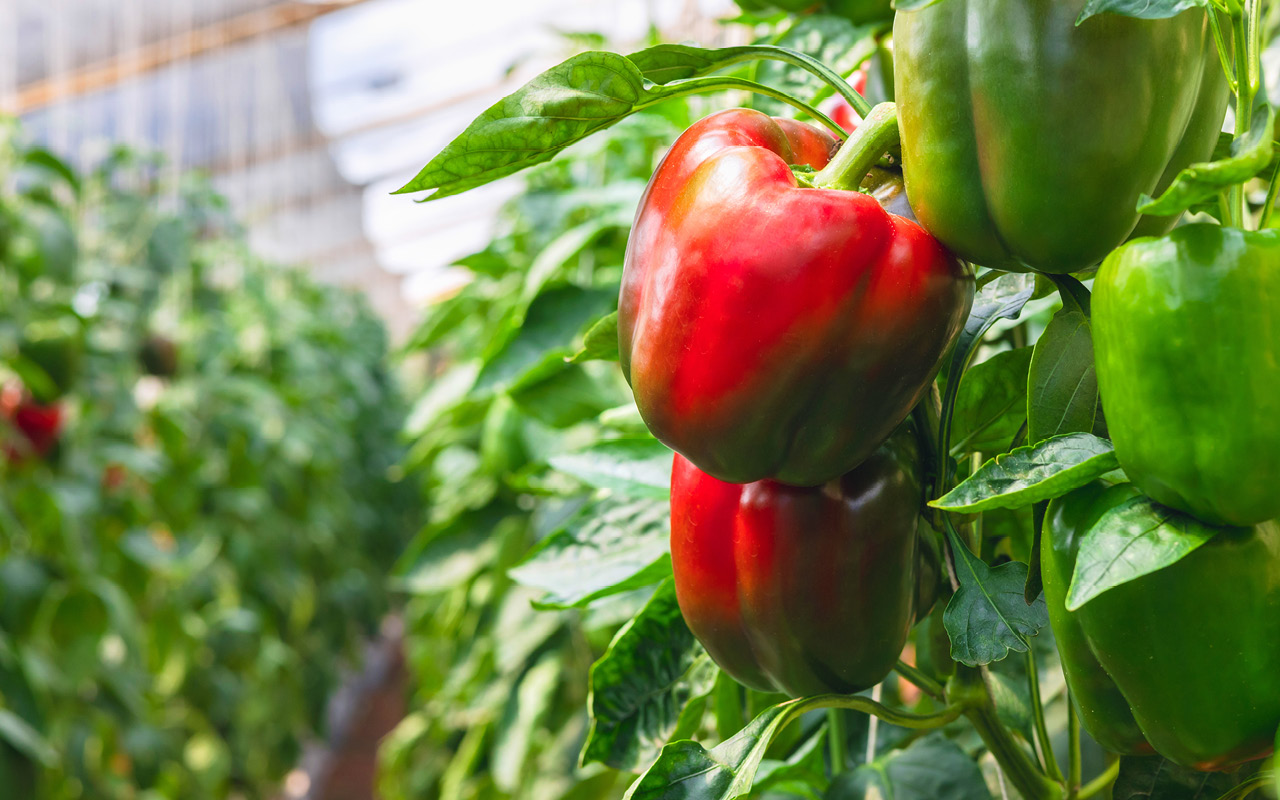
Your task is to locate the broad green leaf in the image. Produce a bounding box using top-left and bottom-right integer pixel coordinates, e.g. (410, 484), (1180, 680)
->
(511, 363), (628, 429)
(1137, 96), (1275, 217)
(474, 285), (616, 395)
(1077, 0), (1206, 23)
(893, 0), (948, 10)
(392, 525), (500, 595)
(943, 527), (1048, 666)
(568, 312), (620, 364)
(509, 497), (672, 609)
(950, 347), (1033, 456)
(1028, 306), (1103, 444)
(931, 433), (1118, 513)
(582, 579), (716, 771)
(752, 726), (828, 798)
(548, 438), (673, 498)
(1111, 754), (1240, 799)
(827, 735), (992, 800)
(624, 702), (797, 800)
(396, 52), (662, 200)
(1066, 495), (1222, 611)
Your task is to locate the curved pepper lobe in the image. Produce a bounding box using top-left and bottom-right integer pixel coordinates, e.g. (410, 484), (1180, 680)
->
(622, 109), (972, 486)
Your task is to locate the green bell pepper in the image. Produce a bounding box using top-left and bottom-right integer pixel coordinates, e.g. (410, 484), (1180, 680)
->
(893, 0), (1229, 273)
(1094, 225), (1280, 526)
(1045, 481), (1280, 770)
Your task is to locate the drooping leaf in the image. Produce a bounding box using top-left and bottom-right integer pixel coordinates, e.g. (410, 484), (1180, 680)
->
(827, 735), (992, 800)
(1028, 292), (1103, 444)
(509, 497), (672, 609)
(950, 347), (1033, 456)
(931, 433), (1119, 513)
(1066, 495), (1223, 611)
(548, 438), (674, 498)
(943, 527), (1048, 666)
(396, 53), (663, 200)
(1136, 96), (1275, 217)
(581, 579), (717, 771)
(750, 18), (883, 115)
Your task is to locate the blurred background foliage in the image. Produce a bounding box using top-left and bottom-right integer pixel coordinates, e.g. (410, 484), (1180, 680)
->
(0, 121), (417, 798)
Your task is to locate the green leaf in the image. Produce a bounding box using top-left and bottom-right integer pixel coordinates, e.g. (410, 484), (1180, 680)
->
(943, 527), (1048, 666)
(1066, 495), (1222, 611)
(950, 347), (1033, 456)
(1077, 0), (1206, 23)
(396, 52), (660, 200)
(1028, 303), (1103, 445)
(624, 701), (800, 800)
(568, 312), (620, 363)
(548, 438), (673, 498)
(932, 433), (1119, 513)
(0, 709), (56, 767)
(474, 285), (616, 395)
(509, 497), (672, 609)
(511, 363), (628, 429)
(827, 735), (992, 800)
(492, 654), (562, 792)
(581, 579), (717, 771)
(1111, 754), (1240, 799)
(1137, 96), (1275, 217)
(893, 0), (948, 11)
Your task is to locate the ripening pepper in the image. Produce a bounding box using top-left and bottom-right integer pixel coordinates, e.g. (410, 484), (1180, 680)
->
(1045, 481), (1280, 770)
(670, 419), (939, 697)
(894, 0), (1229, 273)
(620, 108), (972, 486)
(1094, 226), (1280, 527)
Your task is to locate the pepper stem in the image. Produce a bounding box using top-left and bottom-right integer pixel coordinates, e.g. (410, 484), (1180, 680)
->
(812, 103), (901, 192)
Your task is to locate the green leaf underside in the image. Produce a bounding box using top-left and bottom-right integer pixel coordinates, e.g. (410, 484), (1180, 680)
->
(943, 527), (1048, 667)
(950, 347), (1033, 456)
(932, 433), (1118, 513)
(396, 52), (656, 200)
(1066, 495), (1221, 611)
(827, 735), (993, 800)
(509, 496), (672, 609)
(1076, 0), (1206, 24)
(582, 579), (715, 771)
(547, 438), (674, 498)
(1028, 309), (1103, 445)
(1137, 97), (1276, 217)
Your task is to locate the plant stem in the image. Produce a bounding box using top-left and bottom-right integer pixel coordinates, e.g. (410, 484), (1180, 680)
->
(1027, 647), (1064, 782)
(1258, 159), (1280, 229)
(653, 76), (846, 139)
(827, 709), (849, 774)
(951, 667), (1064, 800)
(1232, 1), (1254, 228)
(1076, 759), (1119, 800)
(895, 659), (946, 702)
(1066, 696), (1082, 798)
(812, 103), (900, 191)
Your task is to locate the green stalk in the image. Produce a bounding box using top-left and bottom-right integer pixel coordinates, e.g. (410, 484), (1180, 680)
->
(827, 709), (849, 774)
(1027, 647), (1064, 782)
(950, 667), (1064, 800)
(812, 103), (900, 191)
(1076, 759), (1119, 800)
(653, 76), (846, 138)
(895, 659), (946, 702)
(1231, 2), (1254, 228)
(677, 45), (874, 119)
(1259, 159), (1280, 229)
(1066, 697), (1082, 799)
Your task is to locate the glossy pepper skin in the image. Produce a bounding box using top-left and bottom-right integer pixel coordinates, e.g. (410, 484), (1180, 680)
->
(620, 109), (972, 486)
(1094, 226), (1280, 527)
(1042, 483), (1151, 757)
(670, 420), (938, 697)
(1046, 482), (1280, 770)
(894, 0), (1229, 273)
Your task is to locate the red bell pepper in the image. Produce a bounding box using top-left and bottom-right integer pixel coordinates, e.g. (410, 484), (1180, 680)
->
(620, 107), (972, 486)
(670, 419), (938, 697)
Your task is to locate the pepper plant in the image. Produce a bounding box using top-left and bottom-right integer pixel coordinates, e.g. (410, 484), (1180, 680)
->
(395, 1), (1280, 798)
